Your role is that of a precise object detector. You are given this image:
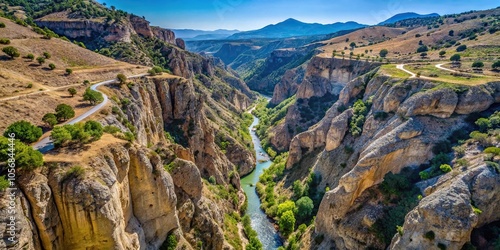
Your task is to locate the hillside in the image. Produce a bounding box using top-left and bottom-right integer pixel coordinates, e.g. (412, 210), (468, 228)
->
(318, 8), (500, 62)
(0, 16), (146, 131)
(378, 12), (440, 25)
(227, 18), (366, 39)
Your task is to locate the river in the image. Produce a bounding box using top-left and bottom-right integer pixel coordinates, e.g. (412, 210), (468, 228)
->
(241, 114), (283, 249)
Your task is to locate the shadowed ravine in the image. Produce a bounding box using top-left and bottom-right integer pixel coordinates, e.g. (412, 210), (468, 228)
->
(241, 114), (283, 249)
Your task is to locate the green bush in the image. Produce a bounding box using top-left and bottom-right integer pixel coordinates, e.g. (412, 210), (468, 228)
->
(66, 166), (85, 179)
(103, 125), (121, 134)
(3, 120), (43, 143)
(208, 176), (216, 184)
(279, 210), (296, 236)
(0, 176), (10, 191)
(0, 38), (10, 45)
(51, 121), (104, 147)
(68, 88), (77, 97)
(484, 147), (500, 156)
(440, 164), (452, 173)
(472, 61), (484, 68)
(159, 233), (178, 250)
(49, 63), (56, 70)
(26, 53), (34, 60)
(43, 52), (51, 59)
(379, 49), (388, 58)
(2, 46), (20, 59)
(37, 56), (45, 65)
(456, 45), (467, 52)
(277, 200), (296, 217)
(65, 68), (73, 75)
(424, 231), (435, 240)
(450, 54), (461, 62)
(0, 22), (5, 28)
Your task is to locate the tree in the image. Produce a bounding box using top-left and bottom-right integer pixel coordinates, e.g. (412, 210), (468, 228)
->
(493, 61), (500, 70)
(293, 180), (304, 198)
(341, 51), (345, 59)
(277, 201), (296, 217)
(0, 22), (5, 28)
(83, 120), (103, 141)
(50, 125), (72, 147)
(0, 38), (10, 44)
(279, 210), (295, 236)
(295, 196), (314, 221)
(65, 68), (73, 75)
(42, 113), (58, 128)
(26, 53), (34, 61)
(472, 61), (484, 68)
(439, 50), (446, 57)
(3, 120), (42, 143)
(449, 30), (454, 36)
(349, 42), (356, 49)
(83, 88), (104, 105)
(440, 164), (452, 173)
(456, 44), (467, 52)
(49, 63), (56, 70)
(117, 73), (127, 85)
(2, 46), (20, 59)
(43, 52), (51, 59)
(0, 137), (43, 170)
(55, 104), (75, 121)
(68, 88), (77, 97)
(379, 49), (388, 58)
(37, 56), (45, 65)
(450, 54), (461, 62)
(417, 45), (428, 53)
(420, 52), (428, 59)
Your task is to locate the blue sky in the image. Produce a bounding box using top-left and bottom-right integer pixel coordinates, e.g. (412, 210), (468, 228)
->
(96, 0), (499, 30)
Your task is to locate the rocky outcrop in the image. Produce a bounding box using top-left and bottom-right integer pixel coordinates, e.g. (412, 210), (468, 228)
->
(271, 66), (306, 105)
(390, 157), (500, 249)
(35, 11), (181, 48)
(282, 69), (500, 249)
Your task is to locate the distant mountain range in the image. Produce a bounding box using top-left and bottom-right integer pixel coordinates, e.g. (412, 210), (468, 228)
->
(171, 29), (240, 41)
(378, 12), (440, 25)
(175, 12), (441, 41)
(227, 18), (366, 39)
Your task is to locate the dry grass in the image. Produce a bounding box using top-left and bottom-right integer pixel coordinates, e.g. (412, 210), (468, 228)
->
(0, 17), (148, 132)
(317, 8), (500, 62)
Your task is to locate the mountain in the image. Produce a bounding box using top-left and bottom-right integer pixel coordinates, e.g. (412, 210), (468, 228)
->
(378, 12), (440, 25)
(171, 29), (240, 40)
(227, 18), (366, 39)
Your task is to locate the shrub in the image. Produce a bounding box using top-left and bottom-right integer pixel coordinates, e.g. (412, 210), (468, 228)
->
(417, 45), (428, 53)
(277, 200), (296, 217)
(66, 166), (85, 179)
(68, 88), (77, 97)
(43, 52), (51, 59)
(65, 68), (73, 75)
(279, 210), (295, 236)
(123, 131), (135, 142)
(51, 121), (103, 147)
(160, 233), (178, 250)
(419, 171), (430, 180)
(0, 38), (10, 44)
(424, 231), (435, 240)
(42, 113), (58, 128)
(2, 46), (20, 59)
(456, 45), (467, 52)
(37, 56), (45, 65)
(117, 73), (127, 84)
(484, 147), (500, 156)
(3, 120), (42, 143)
(0, 176), (9, 191)
(472, 61), (484, 68)
(450, 54), (461, 62)
(439, 50), (446, 57)
(27, 83), (33, 88)
(0, 22), (5, 28)
(55, 104), (75, 121)
(379, 49), (388, 58)
(208, 176), (216, 184)
(492, 61), (500, 70)
(49, 63), (56, 70)
(440, 164), (452, 173)
(26, 53), (34, 60)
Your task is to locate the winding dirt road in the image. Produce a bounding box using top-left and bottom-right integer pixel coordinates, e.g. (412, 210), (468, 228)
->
(33, 73), (148, 153)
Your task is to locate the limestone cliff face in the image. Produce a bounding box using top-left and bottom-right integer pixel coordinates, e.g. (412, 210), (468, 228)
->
(2, 142), (180, 250)
(35, 12), (183, 48)
(284, 71), (500, 249)
(269, 57), (380, 151)
(270, 66), (306, 105)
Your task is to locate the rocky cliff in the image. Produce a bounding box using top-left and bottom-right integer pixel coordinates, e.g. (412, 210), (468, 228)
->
(268, 57), (380, 151)
(35, 12), (183, 49)
(283, 67), (500, 249)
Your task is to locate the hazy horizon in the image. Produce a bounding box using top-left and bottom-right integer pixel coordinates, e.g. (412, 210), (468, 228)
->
(95, 0), (499, 31)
